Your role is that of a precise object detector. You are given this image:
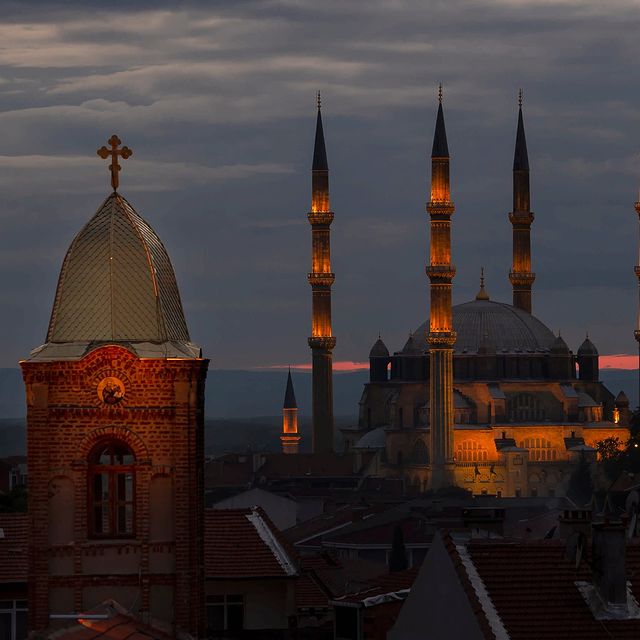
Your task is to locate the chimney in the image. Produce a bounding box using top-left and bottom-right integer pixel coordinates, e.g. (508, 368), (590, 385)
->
(559, 508), (592, 541)
(591, 517), (628, 613)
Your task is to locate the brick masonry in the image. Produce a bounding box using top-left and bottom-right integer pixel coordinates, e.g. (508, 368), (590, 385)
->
(21, 344), (208, 637)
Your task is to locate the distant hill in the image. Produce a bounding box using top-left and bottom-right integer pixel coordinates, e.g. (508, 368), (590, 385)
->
(0, 366), (638, 457)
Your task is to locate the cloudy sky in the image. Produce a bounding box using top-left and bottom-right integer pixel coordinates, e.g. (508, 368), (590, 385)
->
(1, 0), (639, 370)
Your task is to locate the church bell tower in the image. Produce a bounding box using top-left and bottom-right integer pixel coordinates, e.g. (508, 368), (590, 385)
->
(426, 87), (456, 490)
(21, 137), (208, 638)
(307, 93), (336, 453)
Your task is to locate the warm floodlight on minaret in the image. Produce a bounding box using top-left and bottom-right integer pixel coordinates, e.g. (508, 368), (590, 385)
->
(426, 84), (456, 490)
(307, 92), (336, 453)
(634, 196), (640, 409)
(509, 90), (535, 314)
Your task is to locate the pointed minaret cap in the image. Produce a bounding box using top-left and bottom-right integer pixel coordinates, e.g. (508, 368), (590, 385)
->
(283, 368), (297, 409)
(513, 89), (529, 172)
(431, 84), (449, 158)
(615, 390), (629, 406)
(577, 335), (598, 356)
(312, 92), (328, 171)
(475, 267), (490, 301)
(369, 335), (390, 358)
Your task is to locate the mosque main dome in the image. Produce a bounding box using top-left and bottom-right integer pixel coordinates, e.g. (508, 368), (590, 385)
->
(413, 298), (557, 354)
(31, 192), (199, 360)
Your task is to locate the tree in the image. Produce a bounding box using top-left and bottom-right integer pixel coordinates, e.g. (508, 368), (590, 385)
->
(389, 523), (408, 573)
(595, 436), (625, 482)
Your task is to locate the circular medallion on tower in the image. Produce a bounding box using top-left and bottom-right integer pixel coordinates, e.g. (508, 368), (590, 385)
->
(97, 377), (125, 405)
(95, 369), (129, 406)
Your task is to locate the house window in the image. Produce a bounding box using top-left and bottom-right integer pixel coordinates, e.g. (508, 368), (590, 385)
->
(206, 595), (244, 634)
(88, 441), (135, 538)
(0, 600), (27, 640)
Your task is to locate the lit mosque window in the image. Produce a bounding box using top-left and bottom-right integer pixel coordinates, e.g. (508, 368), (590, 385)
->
(520, 437), (557, 461)
(456, 441), (488, 462)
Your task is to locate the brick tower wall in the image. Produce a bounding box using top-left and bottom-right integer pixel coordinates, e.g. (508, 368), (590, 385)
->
(21, 344), (208, 637)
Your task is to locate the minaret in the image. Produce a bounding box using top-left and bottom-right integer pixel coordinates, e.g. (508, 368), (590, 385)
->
(281, 369), (301, 454)
(307, 92), (336, 453)
(509, 90), (536, 314)
(426, 85), (456, 490)
(634, 195), (640, 408)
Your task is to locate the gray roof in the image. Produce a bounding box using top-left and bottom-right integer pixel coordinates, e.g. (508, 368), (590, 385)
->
(36, 193), (198, 359)
(354, 426), (386, 450)
(414, 299), (556, 354)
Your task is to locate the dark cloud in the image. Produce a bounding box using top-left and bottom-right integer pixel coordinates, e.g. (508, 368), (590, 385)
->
(0, 0), (639, 369)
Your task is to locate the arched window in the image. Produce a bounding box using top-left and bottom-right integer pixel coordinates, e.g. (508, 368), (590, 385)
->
(411, 439), (429, 465)
(520, 437), (557, 461)
(88, 441), (135, 538)
(456, 441), (488, 462)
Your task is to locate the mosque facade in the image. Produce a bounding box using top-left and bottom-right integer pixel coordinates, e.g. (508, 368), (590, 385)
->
(333, 93), (631, 497)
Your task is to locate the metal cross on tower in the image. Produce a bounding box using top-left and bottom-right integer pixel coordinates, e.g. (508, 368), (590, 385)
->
(97, 135), (133, 192)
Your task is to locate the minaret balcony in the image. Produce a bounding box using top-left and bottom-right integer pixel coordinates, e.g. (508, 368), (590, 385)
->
(509, 271), (536, 286)
(308, 273), (335, 287)
(426, 265), (456, 281)
(307, 211), (334, 226)
(308, 336), (337, 350)
(428, 331), (457, 346)
(509, 211), (534, 225)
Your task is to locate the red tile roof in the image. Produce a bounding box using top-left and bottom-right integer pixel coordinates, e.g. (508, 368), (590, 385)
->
(324, 515), (433, 547)
(451, 536), (640, 639)
(47, 602), (173, 639)
(0, 513), (27, 583)
(332, 567), (419, 606)
(205, 507), (298, 578)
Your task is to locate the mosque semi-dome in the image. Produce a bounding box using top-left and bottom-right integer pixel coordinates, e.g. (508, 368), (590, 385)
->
(414, 298), (557, 354)
(32, 192), (199, 360)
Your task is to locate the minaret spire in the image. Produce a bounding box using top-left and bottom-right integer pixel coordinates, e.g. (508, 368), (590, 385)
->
(308, 93), (335, 453)
(426, 85), (456, 490)
(509, 90), (536, 313)
(281, 369), (300, 454)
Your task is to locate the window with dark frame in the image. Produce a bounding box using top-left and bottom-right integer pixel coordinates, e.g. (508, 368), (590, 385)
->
(206, 594), (244, 634)
(0, 600), (28, 640)
(88, 441), (135, 538)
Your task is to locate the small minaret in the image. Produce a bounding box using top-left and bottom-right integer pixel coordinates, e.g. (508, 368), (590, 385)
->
(307, 92), (336, 453)
(281, 369), (300, 454)
(426, 85), (456, 490)
(634, 194), (640, 407)
(509, 90), (536, 314)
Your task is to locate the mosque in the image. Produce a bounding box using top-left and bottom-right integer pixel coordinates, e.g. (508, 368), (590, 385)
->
(288, 90), (632, 498)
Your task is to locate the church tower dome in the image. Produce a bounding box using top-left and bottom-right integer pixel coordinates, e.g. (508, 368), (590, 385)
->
(33, 193), (200, 360)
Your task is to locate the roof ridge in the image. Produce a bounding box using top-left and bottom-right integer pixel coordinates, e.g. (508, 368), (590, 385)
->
(246, 507), (298, 576)
(451, 537), (510, 640)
